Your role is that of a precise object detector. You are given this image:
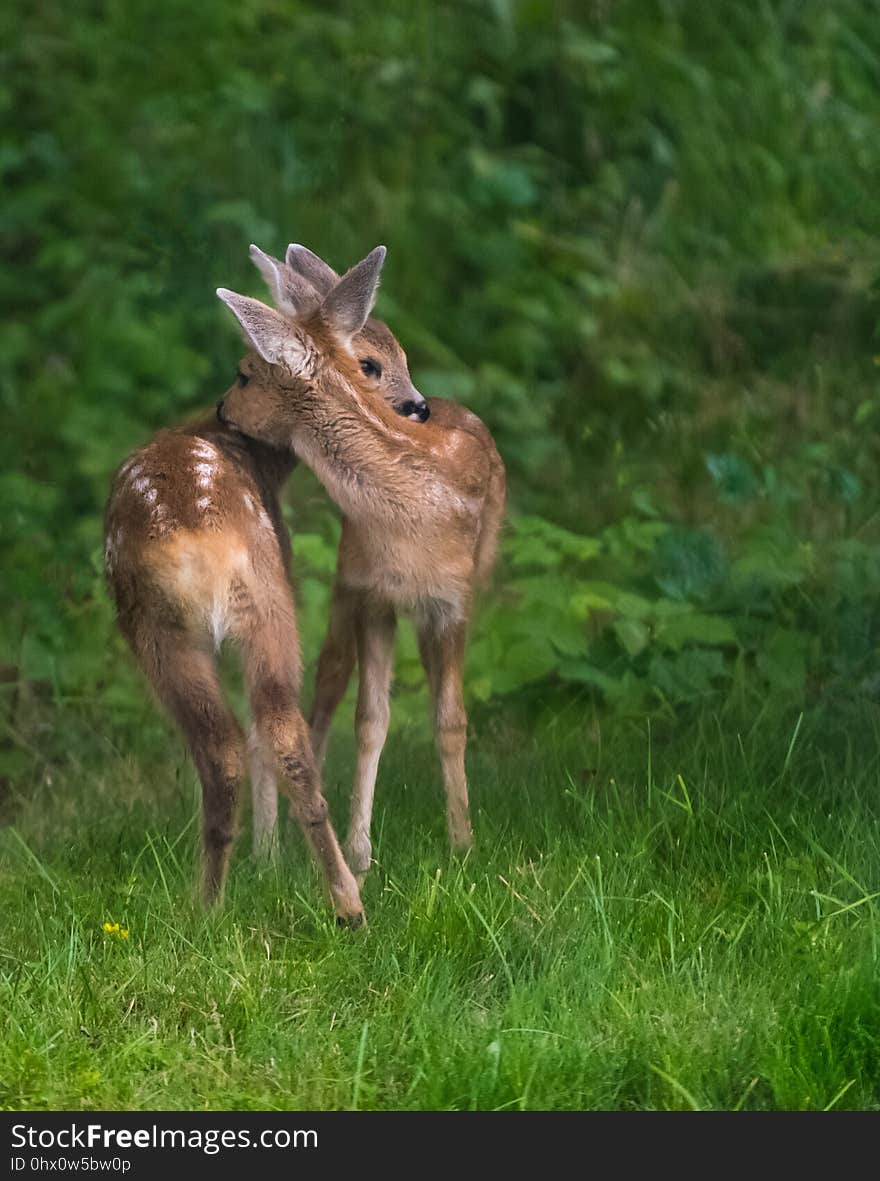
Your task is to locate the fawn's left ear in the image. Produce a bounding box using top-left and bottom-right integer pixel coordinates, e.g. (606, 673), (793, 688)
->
(320, 246), (386, 342)
(217, 288), (310, 372)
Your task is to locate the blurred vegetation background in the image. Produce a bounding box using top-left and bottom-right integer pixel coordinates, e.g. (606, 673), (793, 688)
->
(3, 0), (880, 775)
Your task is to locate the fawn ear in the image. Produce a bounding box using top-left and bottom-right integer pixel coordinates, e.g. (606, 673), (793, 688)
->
(217, 288), (307, 370)
(320, 245), (386, 341)
(286, 244), (339, 296)
(248, 245), (286, 305)
(249, 244), (320, 318)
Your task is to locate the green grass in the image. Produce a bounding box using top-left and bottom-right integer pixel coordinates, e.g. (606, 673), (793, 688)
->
(1, 695), (879, 1111)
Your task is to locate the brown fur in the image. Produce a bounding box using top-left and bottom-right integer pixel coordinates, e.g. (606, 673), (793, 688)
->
(104, 413), (365, 922)
(105, 241), (503, 921)
(306, 395), (505, 879)
(218, 245), (506, 882)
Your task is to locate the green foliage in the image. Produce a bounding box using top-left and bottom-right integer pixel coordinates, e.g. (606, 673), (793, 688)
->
(5, 3), (880, 1114)
(3, 0), (880, 724)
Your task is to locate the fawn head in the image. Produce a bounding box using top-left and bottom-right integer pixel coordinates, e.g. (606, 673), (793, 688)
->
(217, 244), (428, 446)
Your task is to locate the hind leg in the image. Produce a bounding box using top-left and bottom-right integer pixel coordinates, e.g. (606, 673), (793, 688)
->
(418, 616), (473, 853)
(248, 725), (279, 861)
(240, 602), (364, 925)
(144, 635), (246, 905)
(309, 582), (358, 766)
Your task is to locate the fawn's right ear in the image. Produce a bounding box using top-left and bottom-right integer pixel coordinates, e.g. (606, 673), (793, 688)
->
(217, 288), (310, 372)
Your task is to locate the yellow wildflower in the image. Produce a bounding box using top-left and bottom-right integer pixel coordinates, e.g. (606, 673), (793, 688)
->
(102, 921), (129, 939)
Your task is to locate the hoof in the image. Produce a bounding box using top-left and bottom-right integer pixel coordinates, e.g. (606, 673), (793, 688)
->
(448, 817), (474, 855)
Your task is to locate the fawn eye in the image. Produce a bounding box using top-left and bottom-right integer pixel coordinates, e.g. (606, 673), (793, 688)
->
(237, 370), (250, 387)
(359, 359), (382, 379)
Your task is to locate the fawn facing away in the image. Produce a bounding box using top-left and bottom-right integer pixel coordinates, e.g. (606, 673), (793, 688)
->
(104, 245), (430, 924)
(218, 244), (505, 884)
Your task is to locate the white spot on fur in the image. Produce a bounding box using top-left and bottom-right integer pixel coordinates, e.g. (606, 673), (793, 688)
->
(144, 487), (158, 505)
(196, 496), (211, 511)
(132, 476), (151, 495)
(151, 505), (169, 533)
(243, 493), (256, 514)
(192, 441), (218, 460)
(258, 509), (272, 530)
(194, 462), (215, 492)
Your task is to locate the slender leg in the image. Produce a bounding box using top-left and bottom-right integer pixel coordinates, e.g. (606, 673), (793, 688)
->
(346, 606), (397, 883)
(418, 617), (473, 853)
(240, 602), (364, 925)
(309, 582), (358, 765)
(248, 724), (278, 861)
(148, 638), (246, 905)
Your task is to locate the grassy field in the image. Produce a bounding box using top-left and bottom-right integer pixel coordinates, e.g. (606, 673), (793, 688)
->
(1, 690), (879, 1112)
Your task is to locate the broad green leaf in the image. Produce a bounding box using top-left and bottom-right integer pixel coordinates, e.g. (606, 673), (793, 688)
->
(656, 613), (737, 650)
(614, 618), (649, 657)
(654, 528), (728, 602)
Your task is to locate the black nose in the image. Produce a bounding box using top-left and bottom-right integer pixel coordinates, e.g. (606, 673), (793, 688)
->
(400, 399), (430, 422)
(216, 399), (227, 424)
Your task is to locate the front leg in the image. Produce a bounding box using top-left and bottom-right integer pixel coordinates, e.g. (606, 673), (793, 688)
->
(346, 604), (397, 883)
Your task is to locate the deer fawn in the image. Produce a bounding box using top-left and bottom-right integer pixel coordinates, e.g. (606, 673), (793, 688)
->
(103, 245), (430, 924)
(217, 244), (505, 885)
